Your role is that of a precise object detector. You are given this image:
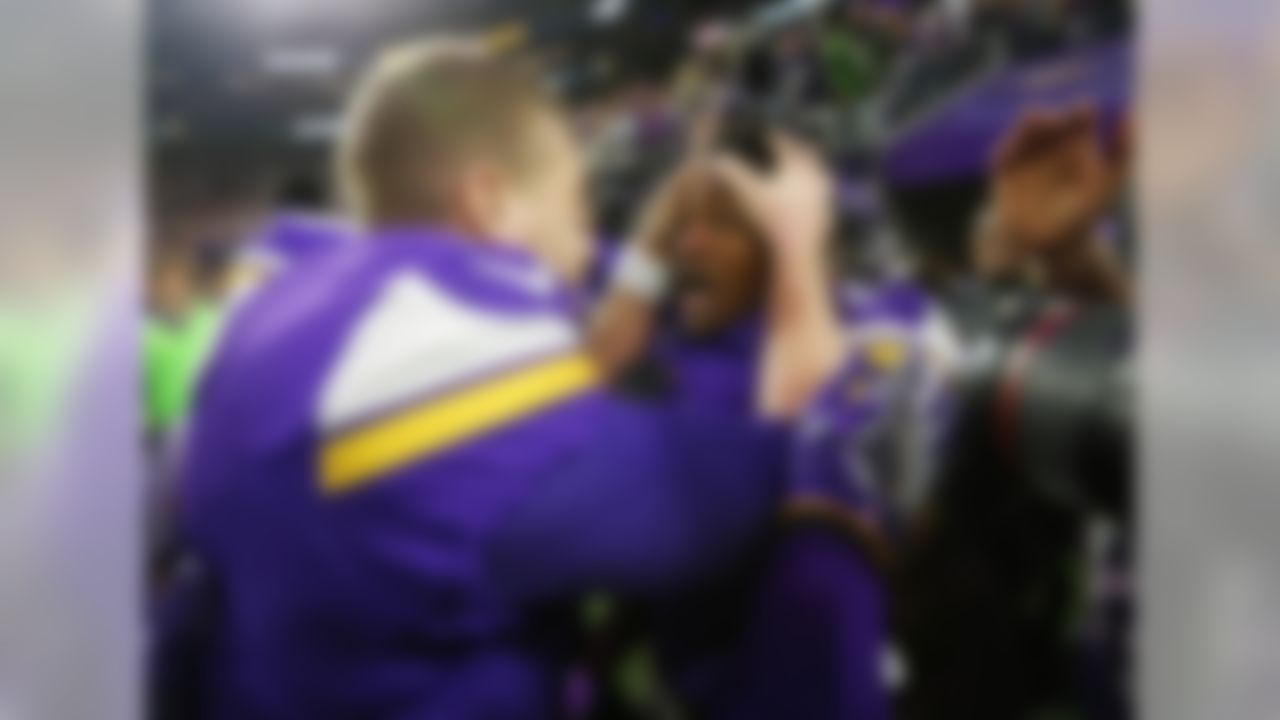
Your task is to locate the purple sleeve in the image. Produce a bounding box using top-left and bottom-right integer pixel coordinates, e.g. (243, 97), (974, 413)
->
(488, 399), (788, 603)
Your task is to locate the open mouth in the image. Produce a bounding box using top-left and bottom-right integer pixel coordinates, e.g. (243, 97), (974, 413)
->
(672, 267), (727, 330)
(674, 267), (712, 296)
(674, 268), (718, 309)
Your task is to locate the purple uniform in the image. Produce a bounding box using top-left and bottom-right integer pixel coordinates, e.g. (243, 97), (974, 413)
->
(652, 279), (956, 720)
(168, 226), (791, 720)
(225, 212), (358, 297)
(147, 212), (360, 583)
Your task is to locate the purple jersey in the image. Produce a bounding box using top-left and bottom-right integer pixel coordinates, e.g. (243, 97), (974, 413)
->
(170, 227), (790, 720)
(652, 279), (956, 720)
(660, 279), (957, 524)
(224, 212), (357, 298)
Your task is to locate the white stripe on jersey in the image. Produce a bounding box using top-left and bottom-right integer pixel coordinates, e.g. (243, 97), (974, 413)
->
(319, 270), (578, 431)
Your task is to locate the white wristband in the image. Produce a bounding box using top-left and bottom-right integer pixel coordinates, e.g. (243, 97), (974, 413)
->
(612, 245), (670, 302)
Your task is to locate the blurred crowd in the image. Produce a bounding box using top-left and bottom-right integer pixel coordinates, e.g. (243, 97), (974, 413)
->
(148, 0), (1131, 431)
(147, 0), (1134, 322)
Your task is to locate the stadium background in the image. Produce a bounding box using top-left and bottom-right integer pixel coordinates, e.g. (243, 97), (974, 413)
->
(146, 0), (1132, 319)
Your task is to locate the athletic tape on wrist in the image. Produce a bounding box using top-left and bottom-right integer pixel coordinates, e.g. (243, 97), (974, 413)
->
(612, 245), (670, 301)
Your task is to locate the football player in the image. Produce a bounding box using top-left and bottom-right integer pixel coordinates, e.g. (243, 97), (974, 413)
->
(588, 115), (956, 720)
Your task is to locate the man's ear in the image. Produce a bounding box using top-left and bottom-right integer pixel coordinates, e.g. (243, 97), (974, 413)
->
(452, 161), (522, 242)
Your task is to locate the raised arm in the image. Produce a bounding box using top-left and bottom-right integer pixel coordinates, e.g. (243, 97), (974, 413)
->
(983, 105), (1132, 305)
(711, 132), (846, 420)
(585, 169), (690, 377)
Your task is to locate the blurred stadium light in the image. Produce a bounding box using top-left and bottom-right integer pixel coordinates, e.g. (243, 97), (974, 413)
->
(751, 0), (832, 33)
(290, 112), (342, 144)
(590, 0), (631, 27)
(227, 0), (373, 28)
(261, 46), (342, 79)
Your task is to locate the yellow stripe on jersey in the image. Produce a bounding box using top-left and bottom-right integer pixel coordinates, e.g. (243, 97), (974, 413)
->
(320, 352), (599, 495)
(864, 337), (907, 373)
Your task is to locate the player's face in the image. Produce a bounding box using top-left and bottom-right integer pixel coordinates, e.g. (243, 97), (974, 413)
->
(671, 179), (768, 336)
(519, 107), (593, 286)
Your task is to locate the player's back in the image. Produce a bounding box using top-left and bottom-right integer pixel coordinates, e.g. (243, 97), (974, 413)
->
(180, 227), (603, 720)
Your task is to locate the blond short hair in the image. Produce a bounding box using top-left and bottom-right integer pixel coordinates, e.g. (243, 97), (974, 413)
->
(336, 37), (555, 224)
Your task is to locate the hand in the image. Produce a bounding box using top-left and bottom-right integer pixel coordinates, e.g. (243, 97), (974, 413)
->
(716, 132), (842, 421)
(711, 131), (835, 263)
(985, 105), (1133, 303)
(626, 110), (726, 256)
(990, 105), (1118, 254)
